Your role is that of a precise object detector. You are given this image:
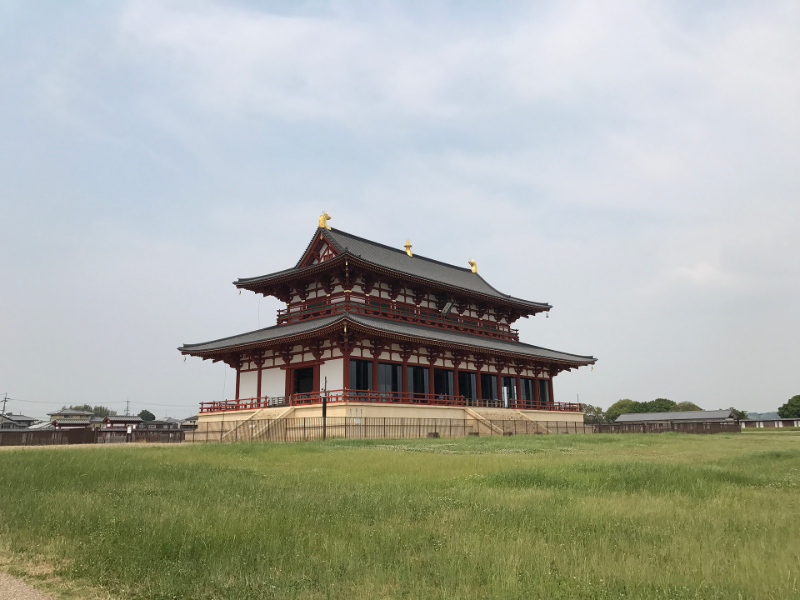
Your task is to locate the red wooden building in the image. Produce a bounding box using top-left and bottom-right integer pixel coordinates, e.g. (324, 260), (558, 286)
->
(180, 218), (596, 424)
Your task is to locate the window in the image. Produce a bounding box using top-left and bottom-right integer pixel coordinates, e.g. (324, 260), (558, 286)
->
(520, 378), (535, 402)
(458, 372), (477, 401)
(480, 374), (497, 400)
(350, 359), (372, 391)
(378, 363), (401, 399)
(502, 377), (516, 405)
(293, 367), (314, 395)
(538, 379), (550, 405)
(407, 365), (429, 397)
(433, 369), (453, 396)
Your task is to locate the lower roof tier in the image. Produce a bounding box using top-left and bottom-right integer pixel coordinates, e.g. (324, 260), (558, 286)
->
(179, 313), (596, 368)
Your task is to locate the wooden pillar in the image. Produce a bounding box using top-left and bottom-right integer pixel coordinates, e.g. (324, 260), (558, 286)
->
(255, 358), (265, 399)
(475, 365), (483, 401)
(515, 374), (522, 408)
(548, 373), (555, 405)
(372, 357), (380, 392)
(401, 361), (408, 394)
(235, 366), (241, 400)
(452, 364), (460, 399)
(313, 363), (321, 392)
(285, 368), (292, 399)
(428, 363), (434, 396)
(496, 369), (503, 402)
(533, 373), (540, 407)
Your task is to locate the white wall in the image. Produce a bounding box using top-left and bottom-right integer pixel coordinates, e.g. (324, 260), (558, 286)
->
(239, 370), (258, 399)
(261, 366), (286, 398)
(320, 358), (343, 390)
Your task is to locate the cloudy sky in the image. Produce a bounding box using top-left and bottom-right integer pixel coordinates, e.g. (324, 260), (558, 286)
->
(1, 0), (798, 420)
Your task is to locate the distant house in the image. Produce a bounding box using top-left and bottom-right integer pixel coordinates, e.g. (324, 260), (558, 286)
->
(741, 418), (800, 429)
(180, 416), (198, 431)
(52, 419), (92, 430)
(615, 409), (738, 424)
(47, 408), (94, 422)
(102, 415), (143, 431)
(1, 413), (38, 430)
(140, 417), (181, 431)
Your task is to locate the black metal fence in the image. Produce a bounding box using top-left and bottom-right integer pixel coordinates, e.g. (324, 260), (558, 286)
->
(187, 417), (595, 443)
(595, 421), (741, 434)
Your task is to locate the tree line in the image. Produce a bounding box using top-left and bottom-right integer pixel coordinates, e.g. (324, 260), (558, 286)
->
(68, 405), (156, 421)
(582, 398), (749, 424)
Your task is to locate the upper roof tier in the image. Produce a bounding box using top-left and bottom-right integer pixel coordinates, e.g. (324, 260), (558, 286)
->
(235, 227), (550, 313)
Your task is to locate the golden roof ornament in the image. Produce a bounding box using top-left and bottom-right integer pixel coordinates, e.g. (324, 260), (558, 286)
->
(468, 259), (477, 273)
(318, 212), (332, 230)
(404, 239), (413, 257)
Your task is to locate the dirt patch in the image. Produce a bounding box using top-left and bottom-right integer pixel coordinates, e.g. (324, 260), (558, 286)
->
(0, 572), (55, 600)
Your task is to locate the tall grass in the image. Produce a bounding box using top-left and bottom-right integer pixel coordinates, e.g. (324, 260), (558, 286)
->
(0, 432), (798, 599)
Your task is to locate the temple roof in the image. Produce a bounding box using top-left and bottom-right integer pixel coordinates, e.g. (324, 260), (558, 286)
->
(235, 227), (550, 311)
(179, 313), (595, 366)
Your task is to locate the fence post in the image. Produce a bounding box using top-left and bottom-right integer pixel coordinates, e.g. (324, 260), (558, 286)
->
(384, 417), (386, 439)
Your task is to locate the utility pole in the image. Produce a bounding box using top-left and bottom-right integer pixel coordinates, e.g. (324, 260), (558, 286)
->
(125, 398), (130, 416)
(1, 393), (7, 417)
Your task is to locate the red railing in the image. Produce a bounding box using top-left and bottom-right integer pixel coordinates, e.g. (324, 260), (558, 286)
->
(199, 390), (581, 414)
(276, 294), (520, 342)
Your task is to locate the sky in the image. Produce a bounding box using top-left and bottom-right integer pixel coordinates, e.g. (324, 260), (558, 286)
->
(1, 0), (798, 420)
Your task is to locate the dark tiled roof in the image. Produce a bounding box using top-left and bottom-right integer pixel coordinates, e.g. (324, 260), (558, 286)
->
(53, 419), (91, 425)
(615, 410), (735, 422)
(236, 228), (550, 310)
(179, 313), (595, 365)
(4, 414), (36, 422)
(105, 415), (143, 423)
(180, 315), (342, 353)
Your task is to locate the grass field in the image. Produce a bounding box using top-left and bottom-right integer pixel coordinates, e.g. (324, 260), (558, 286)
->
(0, 431), (798, 600)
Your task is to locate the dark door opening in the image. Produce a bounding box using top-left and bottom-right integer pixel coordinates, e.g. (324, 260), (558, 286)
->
(293, 367), (314, 397)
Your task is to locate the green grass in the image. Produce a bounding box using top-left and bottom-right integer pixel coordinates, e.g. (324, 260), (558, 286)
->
(1, 432), (799, 600)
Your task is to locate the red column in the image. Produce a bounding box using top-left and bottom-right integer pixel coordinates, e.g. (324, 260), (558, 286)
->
(548, 375), (555, 405)
(533, 375), (540, 408)
(372, 357), (380, 393)
(515, 374), (522, 409)
(313, 363), (320, 393)
(343, 351), (351, 390)
(496, 370), (503, 402)
(453, 363), (460, 399)
(428, 364), (434, 396)
(235, 366), (241, 400)
(401, 361), (408, 394)
(476, 368), (482, 402)
(256, 366), (263, 399)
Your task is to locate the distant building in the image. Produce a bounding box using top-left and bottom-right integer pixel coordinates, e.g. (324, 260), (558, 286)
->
(615, 409), (737, 424)
(52, 419), (92, 430)
(47, 408), (94, 422)
(140, 417), (181, 431)
(1, 413), (37, 429)
(741, 418), (800, 429)
(180, 415), (198, 431)
(102, 415), (143, 431)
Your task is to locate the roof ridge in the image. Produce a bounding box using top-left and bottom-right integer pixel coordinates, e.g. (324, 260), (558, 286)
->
(327, 227), (477, 274)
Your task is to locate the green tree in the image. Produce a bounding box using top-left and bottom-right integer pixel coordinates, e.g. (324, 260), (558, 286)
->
(672, 401), (702, 411)
(777, 395), (800, 418)
(642, 398), (677, 413)
(606, 399), (639, 422)
(728, 407), (749, 420)
(138, 410), (156, 422)
(583, 404), (606, 424)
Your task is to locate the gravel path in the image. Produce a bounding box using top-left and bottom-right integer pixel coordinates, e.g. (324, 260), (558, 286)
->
(0, 572), (54, 600)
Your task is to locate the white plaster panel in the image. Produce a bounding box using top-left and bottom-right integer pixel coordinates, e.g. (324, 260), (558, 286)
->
(320, 358), (344, 391)
(261, 367), (286, 398)
(239, 370), (258, 399)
